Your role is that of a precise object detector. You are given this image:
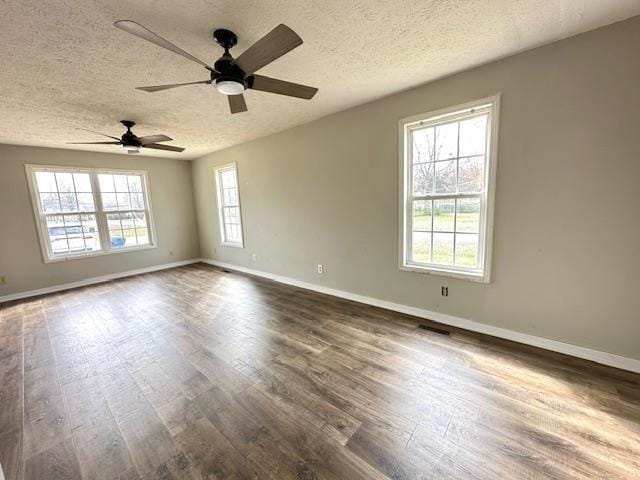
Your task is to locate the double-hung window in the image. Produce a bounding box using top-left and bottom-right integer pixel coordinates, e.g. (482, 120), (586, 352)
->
(26, 165), (156, 262)
(399, 95), (499, 282)
(214, 163), (244, 247)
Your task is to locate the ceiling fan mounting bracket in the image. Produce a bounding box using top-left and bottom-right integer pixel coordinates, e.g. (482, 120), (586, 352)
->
(120, 120), (135, 130)
(213, 29), (238, 51)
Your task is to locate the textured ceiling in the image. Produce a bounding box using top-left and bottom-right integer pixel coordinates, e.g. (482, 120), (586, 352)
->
(1, 1), (639, 160)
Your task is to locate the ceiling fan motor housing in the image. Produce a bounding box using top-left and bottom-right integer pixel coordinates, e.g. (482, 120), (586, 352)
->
(120, 120), (141, 147)
(212, 41), (248, 95)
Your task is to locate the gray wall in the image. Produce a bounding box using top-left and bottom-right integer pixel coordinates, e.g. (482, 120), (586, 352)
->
(0, 144), (200, 296)
(192, 17), (640, 360)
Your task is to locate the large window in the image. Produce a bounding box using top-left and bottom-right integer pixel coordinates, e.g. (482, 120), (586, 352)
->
(399, 96), (499, 282)
(214, 163), (244, 247)
(26, 165), (156, 262)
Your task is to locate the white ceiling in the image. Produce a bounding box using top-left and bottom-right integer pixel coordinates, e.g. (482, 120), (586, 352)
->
(1, 1), (638, 160)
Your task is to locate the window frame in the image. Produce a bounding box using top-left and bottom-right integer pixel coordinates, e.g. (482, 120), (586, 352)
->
(398, 94), (500, 283)
(214, 162), (244, 248)
(25, 164), (158, 263)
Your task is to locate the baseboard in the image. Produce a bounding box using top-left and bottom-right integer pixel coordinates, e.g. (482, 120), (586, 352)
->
(0, 259), (201, 304)
(199, 258), (640, 374)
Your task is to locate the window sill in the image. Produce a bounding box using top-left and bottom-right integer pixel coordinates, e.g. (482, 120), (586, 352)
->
(220, 242), (244, 249)
(44, 244), (158, 263)
(400, 263), (490, 283)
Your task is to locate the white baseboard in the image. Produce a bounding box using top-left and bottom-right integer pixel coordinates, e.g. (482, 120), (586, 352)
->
(0, 259), (200, 304)
(200, 258), (640, 374)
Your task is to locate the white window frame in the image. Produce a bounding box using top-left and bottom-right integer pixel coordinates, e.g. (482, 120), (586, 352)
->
(398, 94), (500, 283)
(25, 164), (158, 263)
(214, 162), (244, 248)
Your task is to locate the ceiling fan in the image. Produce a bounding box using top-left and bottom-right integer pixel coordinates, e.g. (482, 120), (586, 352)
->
(114, 20), (318, 114)
(68, 120), (185, 153)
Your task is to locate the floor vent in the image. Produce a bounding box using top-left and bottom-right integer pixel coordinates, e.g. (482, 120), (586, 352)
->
(222, 269), (232, 273)
(418, 324), (451, 336)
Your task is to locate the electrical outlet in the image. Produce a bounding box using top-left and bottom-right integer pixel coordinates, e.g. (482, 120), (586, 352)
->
(0, 276), (5, 285)
(317, 264), (323, 274)
(252, 253), (257, 262)
(441, 286), (448, 297)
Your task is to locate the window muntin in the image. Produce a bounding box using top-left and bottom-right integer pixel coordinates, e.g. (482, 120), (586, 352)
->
(215, 163), (244, 247)
(400, 97), (498, 281)
(27, 165), (156, 262)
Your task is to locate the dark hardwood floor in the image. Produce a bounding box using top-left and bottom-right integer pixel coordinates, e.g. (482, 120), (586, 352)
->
(1, 263), (639, 479)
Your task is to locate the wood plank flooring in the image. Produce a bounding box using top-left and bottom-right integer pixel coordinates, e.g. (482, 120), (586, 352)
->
(1, 263), (639, 479)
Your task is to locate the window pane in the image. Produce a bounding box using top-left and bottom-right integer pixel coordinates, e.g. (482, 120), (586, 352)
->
(35, 171), (57, 192)
(114, 175), (129, 192)
(435, 122), (458, 160)
(102, 193), (117, 210)
(130, 193), (145, 209)
(120, 213), (135, 230)
(135, 227), (149, 245)
(106, 213), (122, 230)
(98, 174), (115, 192)
(433, 233), (454, 265)
(433, 199), (455, 232)
(77, 193), (95, 212)
(412, 163), (434, 196)
(221, 169), (236, 189)
(224, 188), (238, 206)
(412, 232), (431, 263)
(128, 175), (142, 192)
(456, 198), (480, 233)
(412, 127), (435, 163)
(435, 160), (456, 194)
(116, 193), (131, 210)
(412, 200), (432, 231)
(73, 173), (92, 192)
(122, 228), (137, 246)
(40, 193), (61, 213)
(133, 211), (147, 229)
(81, 214), (100, 251)
(59, 193), (78, 212)
(459, 115), (487, 157)
(224, 207), (239, 224)
(455, 233), (479, 268)
(109, 230), (126, 249)
(55, 173), (74, 193)
(46, 215), (67, 253)
(458, 156), (484, 193)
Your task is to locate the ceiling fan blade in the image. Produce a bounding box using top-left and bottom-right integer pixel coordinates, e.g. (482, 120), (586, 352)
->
(138, 134), (172, 145)
(249, 74), (318, 100)
(136, 80), (212, 93)
(228, 94), (248, 114)
(114, 20), (210, 69)
(75, 127), (120, 140)
(67, 141), (122, 145)
(232, 24), (302, 75)
(143, 143), (185, 153)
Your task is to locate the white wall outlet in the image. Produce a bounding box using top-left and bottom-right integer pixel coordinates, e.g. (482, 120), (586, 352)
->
(317, 264), (323, 274)
(252, 253), (258, 262)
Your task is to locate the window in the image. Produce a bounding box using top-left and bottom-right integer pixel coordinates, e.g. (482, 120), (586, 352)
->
(399, 95), (499, 282)
(215, 163), (244, 247)
(26, 165), (156, 262)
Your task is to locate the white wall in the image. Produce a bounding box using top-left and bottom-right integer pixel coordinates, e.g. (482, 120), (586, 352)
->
(192, 17), (640, 361)
(0, 144), (200, 296)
